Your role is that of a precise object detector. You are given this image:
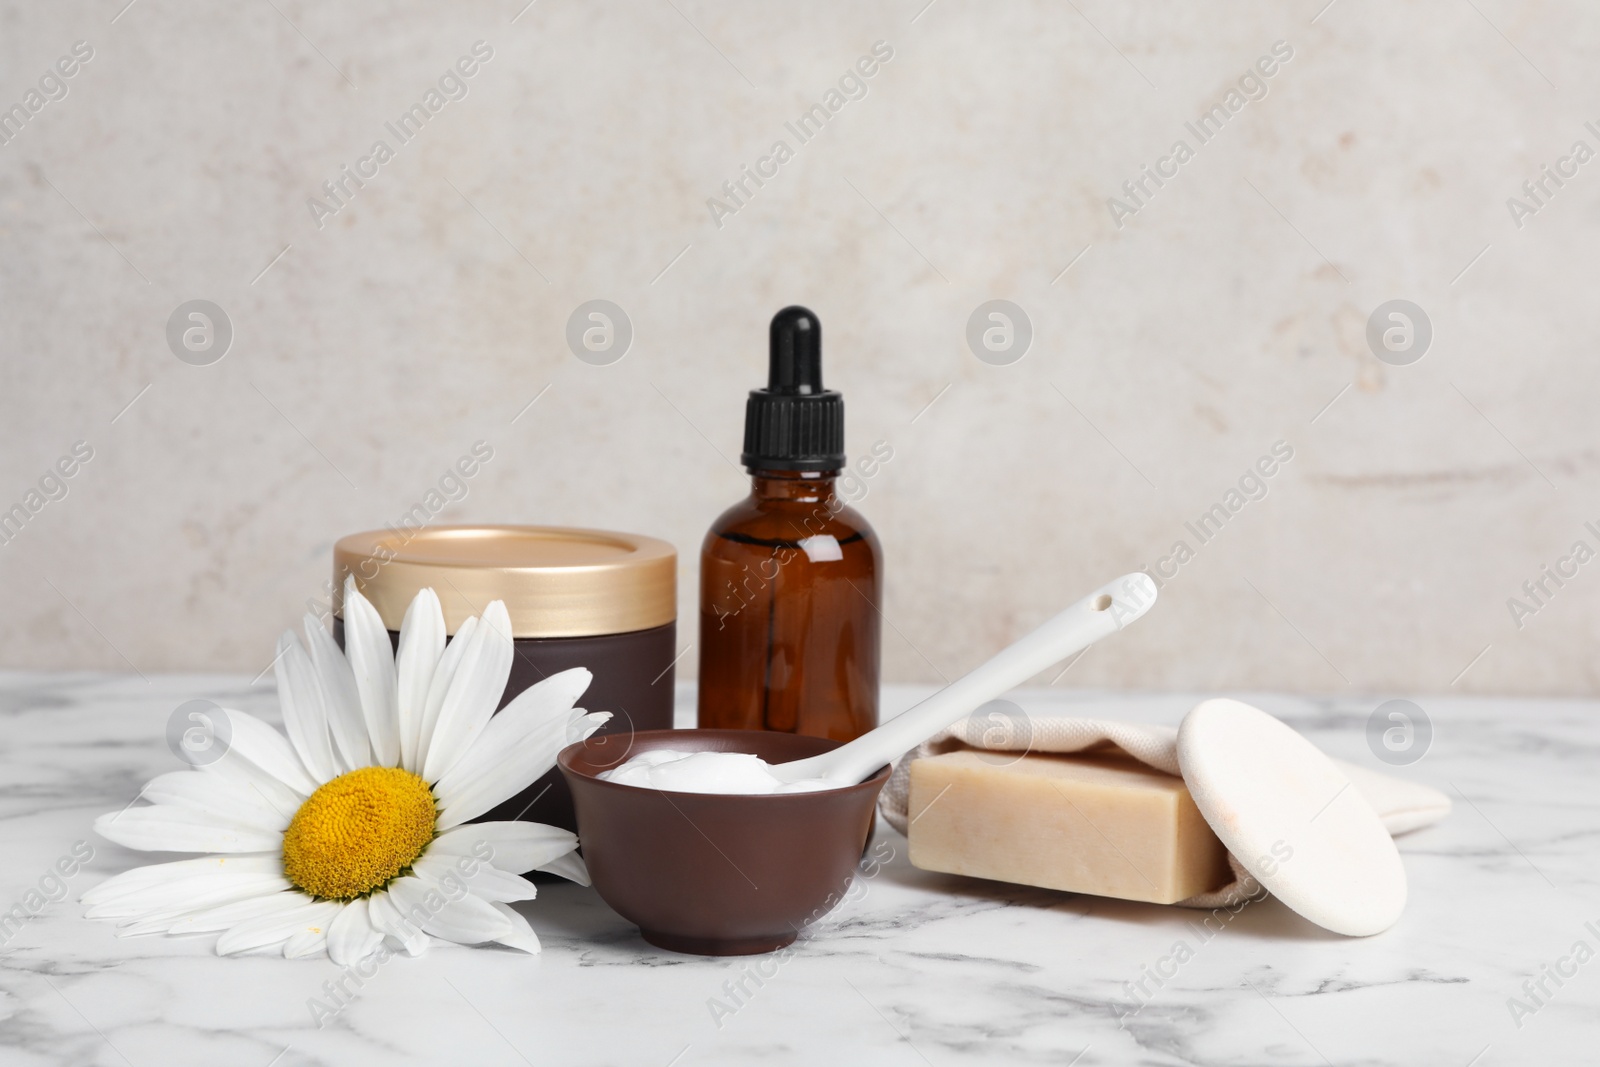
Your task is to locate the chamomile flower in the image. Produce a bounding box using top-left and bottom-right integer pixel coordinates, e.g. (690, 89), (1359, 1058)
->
(85, 578), (607, 962)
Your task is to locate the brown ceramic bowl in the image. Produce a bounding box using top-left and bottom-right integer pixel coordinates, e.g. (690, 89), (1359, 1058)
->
(559, 729), (890, 956)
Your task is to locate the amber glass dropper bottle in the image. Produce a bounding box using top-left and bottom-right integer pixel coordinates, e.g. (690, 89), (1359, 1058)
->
(697, 306), (882, 742)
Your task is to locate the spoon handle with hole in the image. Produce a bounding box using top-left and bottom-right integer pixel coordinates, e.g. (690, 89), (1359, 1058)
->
(770, 572), (1159, 785)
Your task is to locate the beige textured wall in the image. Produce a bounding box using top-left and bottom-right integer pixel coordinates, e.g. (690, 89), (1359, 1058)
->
(2, 1), (1596, 695)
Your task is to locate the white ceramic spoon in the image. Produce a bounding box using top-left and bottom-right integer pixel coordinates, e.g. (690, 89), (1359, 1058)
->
(770, 572), (1159, 785)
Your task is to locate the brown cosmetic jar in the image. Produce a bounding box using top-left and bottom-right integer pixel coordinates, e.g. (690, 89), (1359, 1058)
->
(331, 525), (678, 833)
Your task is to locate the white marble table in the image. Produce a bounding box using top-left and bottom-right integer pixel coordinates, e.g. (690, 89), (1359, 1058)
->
(0, 672), (1592, 1066)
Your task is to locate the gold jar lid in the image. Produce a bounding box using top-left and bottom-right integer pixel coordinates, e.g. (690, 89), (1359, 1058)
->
(333, 526), (676, 638)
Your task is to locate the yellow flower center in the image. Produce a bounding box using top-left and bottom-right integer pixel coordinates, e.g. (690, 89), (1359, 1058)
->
(281, 766), (437, 900)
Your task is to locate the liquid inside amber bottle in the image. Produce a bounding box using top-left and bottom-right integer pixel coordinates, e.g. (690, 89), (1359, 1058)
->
(697, 307), (882, 741)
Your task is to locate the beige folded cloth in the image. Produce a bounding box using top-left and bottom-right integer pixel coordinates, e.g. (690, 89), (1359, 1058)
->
(877, 713), (1451, 909)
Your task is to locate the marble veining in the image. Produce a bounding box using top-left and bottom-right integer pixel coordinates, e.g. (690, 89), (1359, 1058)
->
(0, 675), (1593, 1065)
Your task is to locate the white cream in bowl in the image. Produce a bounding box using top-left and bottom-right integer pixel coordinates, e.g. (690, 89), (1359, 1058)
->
(596, 748), (842, 795)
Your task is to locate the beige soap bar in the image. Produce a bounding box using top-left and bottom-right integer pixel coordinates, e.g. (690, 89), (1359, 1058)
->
(907, 749), (1230, 905)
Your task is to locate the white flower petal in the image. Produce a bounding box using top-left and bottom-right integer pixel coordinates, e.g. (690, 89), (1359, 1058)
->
(284, 927), (329, 959)
(305, 613), (371, 771)
(389, 872), (513, 946)
(94, 805), (283, 854)
(535, 851), (590, 887)
(199, 752), (305, 819)
(431, 667), (593, 806)
(344, 576), (401, 767)
(428, 822), (579, 875)
(140, 771), (291, 832)
(216, 899), (342, 956)
(367, 886), (429, 956)
(435, 711), (608, 830)
(235, 942), (292, 958)
(396, 589), (446, 774)
(488, 902), (541, 954)
(166, 892), (309, 935)
(415, 615), (476, 771)
(216, 707), (319, 796)
(413, 852), (538, 903)
(113, 921), (177, 938)
(430, 711), (576, 821)
(89, 874), (292, 921)
(82, 854), (283, 905)
(420, 601), (513, 782)
(327, 896), (385, 966)
(117, 887), (300, 938)
(112, 891), (297, 937)
(274, 632), (339, 783)
(462, 866), (540, 904)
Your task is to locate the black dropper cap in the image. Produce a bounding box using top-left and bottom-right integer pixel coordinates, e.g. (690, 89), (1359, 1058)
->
(741, 306), (846, 473)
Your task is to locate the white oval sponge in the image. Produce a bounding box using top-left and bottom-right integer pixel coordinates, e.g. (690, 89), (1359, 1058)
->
(1178, 698), (1406, 936)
